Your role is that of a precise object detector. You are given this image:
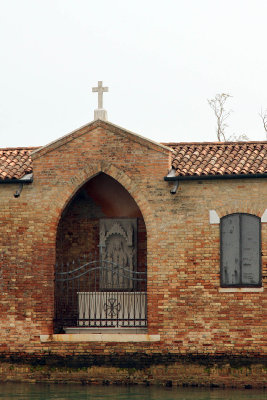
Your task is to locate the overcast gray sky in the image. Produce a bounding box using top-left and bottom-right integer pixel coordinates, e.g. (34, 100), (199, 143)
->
(1, 0), (267, 147)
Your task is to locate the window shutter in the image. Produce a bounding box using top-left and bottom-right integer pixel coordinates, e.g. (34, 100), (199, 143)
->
(221, 214), (240, 286)
(241, 214), (261, 286)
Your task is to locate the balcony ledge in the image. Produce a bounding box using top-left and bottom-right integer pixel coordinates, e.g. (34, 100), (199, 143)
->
(40, 333), (160, 342)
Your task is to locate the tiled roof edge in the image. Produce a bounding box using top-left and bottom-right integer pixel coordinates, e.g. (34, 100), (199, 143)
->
(165, 172), (267, 181)
(162, 140), (267, 147)
(0, 147), (40, 151)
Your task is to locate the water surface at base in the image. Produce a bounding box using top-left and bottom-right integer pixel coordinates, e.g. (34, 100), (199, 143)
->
(0, 384), (266, 400)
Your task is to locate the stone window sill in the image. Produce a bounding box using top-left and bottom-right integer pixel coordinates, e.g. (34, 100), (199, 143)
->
(40, 333), (160, 343)
(219, 287), (263, 293)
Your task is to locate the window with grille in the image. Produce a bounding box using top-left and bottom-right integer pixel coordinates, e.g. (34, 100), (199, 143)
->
(220, 213), (261, 287)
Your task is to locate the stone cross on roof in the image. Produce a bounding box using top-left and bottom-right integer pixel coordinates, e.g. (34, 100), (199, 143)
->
(92, 81), (109, 121)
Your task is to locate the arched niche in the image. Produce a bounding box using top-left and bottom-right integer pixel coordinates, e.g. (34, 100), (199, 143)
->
(55, 173), (147, 333)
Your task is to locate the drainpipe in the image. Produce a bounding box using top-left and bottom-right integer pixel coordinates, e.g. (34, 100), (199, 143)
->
(166, 168), (179, 194)
(0, 173), (33, 198)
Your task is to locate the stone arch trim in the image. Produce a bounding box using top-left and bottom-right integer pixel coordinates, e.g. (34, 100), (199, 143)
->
(54, 161), (152, 231)
(214, 202), (266, 220)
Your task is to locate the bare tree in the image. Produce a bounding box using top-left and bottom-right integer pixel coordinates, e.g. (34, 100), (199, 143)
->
(208, 93), (232, 141)
(259, 108), (267, 138)
(208, 93), (249, 141)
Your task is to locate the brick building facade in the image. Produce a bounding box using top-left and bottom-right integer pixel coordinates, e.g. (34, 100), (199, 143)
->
(0, 119), (267, 387)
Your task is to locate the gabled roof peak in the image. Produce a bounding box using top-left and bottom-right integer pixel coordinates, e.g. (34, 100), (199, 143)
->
(31, 119), (171, 160)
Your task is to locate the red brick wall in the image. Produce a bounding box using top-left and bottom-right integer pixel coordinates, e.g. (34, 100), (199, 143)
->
(0, 120), (266, 364)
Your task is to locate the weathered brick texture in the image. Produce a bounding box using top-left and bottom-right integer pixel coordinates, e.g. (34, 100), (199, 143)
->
(0, 120), (266, 386)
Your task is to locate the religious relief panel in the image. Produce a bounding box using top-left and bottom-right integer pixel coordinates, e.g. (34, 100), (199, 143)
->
(99, 219), (137, 290)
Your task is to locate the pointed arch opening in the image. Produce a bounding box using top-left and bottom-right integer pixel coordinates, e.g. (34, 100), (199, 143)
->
(54, 173), (147, 333)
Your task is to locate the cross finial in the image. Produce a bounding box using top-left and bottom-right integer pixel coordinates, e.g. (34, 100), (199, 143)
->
(92, 81), (109, 120)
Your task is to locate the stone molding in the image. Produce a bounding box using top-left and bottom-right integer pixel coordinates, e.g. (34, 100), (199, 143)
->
(40, 334), (160, 342)
(210, 209), (267, 223)
(219, 287), (264, 293)
(261, 209), (267, 222)
(209, 210), (220, 224)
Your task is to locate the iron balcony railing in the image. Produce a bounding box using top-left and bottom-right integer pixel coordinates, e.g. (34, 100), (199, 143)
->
(54, 255), (147, 332)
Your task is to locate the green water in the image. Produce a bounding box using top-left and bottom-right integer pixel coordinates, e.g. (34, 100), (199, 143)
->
(0, 384), (266, 400)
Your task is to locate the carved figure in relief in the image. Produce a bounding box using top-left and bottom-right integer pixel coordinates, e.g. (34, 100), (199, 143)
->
(107, 238), (128, 270)
(102, 236), (130, 288)
(99, 219), (137, 289)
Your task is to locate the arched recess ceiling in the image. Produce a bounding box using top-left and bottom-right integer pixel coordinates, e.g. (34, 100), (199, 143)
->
(56, 172), (147, 263)
(83, 173), (142, 218)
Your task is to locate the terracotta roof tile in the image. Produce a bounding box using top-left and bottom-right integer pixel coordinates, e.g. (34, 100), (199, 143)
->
(1, 141), (267, 181)
(164, 141), (267, 177)
(0, 147), (38, 180)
